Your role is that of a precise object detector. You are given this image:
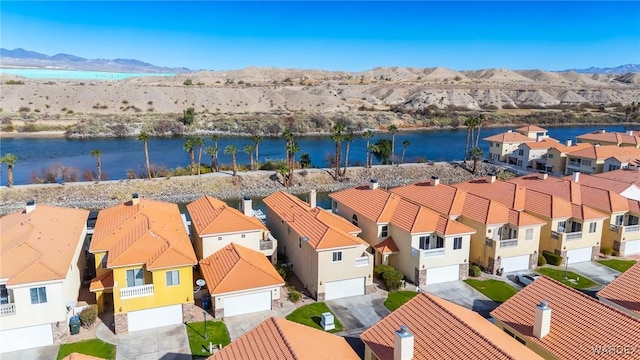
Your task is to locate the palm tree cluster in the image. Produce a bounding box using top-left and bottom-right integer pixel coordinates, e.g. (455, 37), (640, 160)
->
(463, 114), (486, 174)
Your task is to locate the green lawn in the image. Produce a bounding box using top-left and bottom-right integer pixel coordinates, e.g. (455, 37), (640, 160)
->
(537, 267), (598, 289)
(464, 279), (518, 303)
(384, 291), (419, 311)
(597, 259), (637, 273)
(57, 339), (115, 360)
(285, 302), (343, 333)
(186, 321), (231, 358)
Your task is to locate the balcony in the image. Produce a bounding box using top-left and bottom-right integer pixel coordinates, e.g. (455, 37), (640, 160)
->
(120, 284), (154, 299)
(499, 239), (518, 248)
(0, 303), (16, 316)
(551, 231), (582, 241)
(423, 248), (445, 257)
(568, 160), (581, 167)
(609, 224), (640, 241)
(355, 256), (370, 267)
(259, 241), (274, 251)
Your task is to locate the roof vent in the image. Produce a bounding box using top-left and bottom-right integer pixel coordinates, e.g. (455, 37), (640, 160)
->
(533, 300), (552, 339)
(487, 173), (497, 184)
(370, 179), (379, 190)
(242, 196), (253, 217)
(394, 325), (414, 360)
(131, 193), (140, 205)
(431, 176), (440, 186)
(25, 199), (36, 213)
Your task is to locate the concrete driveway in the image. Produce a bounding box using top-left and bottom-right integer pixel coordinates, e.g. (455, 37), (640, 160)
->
(568, 261), (620, 287)
(223, 299), (297, 341)
(1, 345), (59, 360)
(116, 324), (190, 360)
(325, 289), (390, 331)
(421, 280), (498, 318)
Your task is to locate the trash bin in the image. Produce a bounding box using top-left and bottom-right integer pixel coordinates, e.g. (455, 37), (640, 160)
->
(69, 315), (81, 335)
(202, 293), (211, 310)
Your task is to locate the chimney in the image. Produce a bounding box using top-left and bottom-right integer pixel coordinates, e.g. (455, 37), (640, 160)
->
(533, 300), (552, 339)
(25, 199), (36, 213)
(431, 175), (440, 186)
(538, 172), (548, 180)
(599, 129), (605, 134)
(131, 193), (140, 205)
(486, 173), (496, 184)
(572, 171), (580, 183)
(309, 189), (317, 209)
(370, 179), (379, 190)
(393, 325), (414, 360)
(242, 196), (253, 217)
(566, 139), (572, 146)
(507, 130), (513, 133)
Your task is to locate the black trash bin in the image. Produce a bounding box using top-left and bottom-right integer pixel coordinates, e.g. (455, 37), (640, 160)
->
(69, 315), (81, 335)
(202, 293), (211, 310)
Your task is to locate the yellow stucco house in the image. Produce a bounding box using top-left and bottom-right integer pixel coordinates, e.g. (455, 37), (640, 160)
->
(576, 129), (640, 148)
(89, 195), (197, 334)
(484, 125), (547, 163)
(564, 145), (640, 175)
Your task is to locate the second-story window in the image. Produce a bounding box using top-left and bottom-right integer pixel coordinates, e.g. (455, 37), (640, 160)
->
(453, 237), (462, 250)
(101, 254), (108, 269)
(352, 214), (358, 226)
(381, 225), (388, 237)
(166, 270), (180, 286)
(615, 215), (624, 226)
(332, 251), (343, 262)
(525, 229), (534, 240)
(518, 149), (524, 156)
(126, 268), (144, 287)
(241, 234), (246, 238)
(419, 236), (428, 250)
(557, 221), (567, 233)
(582, 159), (592, 166)
(30, 287), (47, 304)
(589, 223), (597, 233)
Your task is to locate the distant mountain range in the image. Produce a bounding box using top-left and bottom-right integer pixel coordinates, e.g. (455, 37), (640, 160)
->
(0, 48), (191, 74)
(564, 64), (640, 74)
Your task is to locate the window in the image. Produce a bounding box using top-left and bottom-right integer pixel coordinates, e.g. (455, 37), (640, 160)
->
(0, 285), (9, 304)
(298, 237), (302, 249)
(589, 222), (597, 233)
(517, 160), (523, 167)
(548, 153), (554, 159)
(381, 225), (388, 237)
(436, 236), (444, 248)
(30, 287), (47, 304)
(332, 251), (343, 262)
(615, 215), (624, 226)
(608, 164), (620, 171)
(126, 268), (144, 287)
(525, 229), (534, 240)
(557, 221), (566, 232)
(352, 214), (358, 226)
(218, 236), (223, 241)
(101, 254), (108, 269)
(582, 159), (592, 166)
(166, 270), (180, 286)
(241, 234), (245, 238)
(518, 149), (524, 156)
(629, 215), (639, 226)
(453, 237), (462, 250)
(419, 236), (429, 250)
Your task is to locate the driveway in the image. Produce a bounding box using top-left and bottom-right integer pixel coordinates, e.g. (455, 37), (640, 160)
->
(421, 280), (498, 318)
(568, 261), (620, 287)
(1, 345), (59, 360)
(325, 288), (390, 331)
(116, 324), (190, 360)
(223, 299), (297, 341)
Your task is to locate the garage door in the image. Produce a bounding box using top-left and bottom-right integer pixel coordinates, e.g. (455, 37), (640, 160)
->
(224, 291), (272, 317)
(625, 240), (640, 255)
(426, 265), (460, 285)
(566, 247), (593, 264)
(128, 304), (183, 332)
(501, 255), (530, 273)
(0, 324), (53, 353)
(325, 277), (365, 300)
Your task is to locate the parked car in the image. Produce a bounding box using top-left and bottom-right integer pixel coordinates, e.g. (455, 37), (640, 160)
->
(515, 273), (540, 286)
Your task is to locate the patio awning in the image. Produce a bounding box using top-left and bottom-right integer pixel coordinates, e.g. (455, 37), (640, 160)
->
(89, 270), (113, 292)
(374, 237), (400, 254)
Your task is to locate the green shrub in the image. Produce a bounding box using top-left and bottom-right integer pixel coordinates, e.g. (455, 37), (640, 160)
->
(612, 251), (619, 256)
(5, 80), (24, 85)
(79, 305), (98, 328)
(538, 253), (547, 266)
(543, 251), (563, 266)
(469, 265), (481, 277)
(374, 264), (394, 279)
(601, 247), (613, 256)
(383, 269), (404, 291)
(288, 290), (301, 303)
(183, 78), (193, 86)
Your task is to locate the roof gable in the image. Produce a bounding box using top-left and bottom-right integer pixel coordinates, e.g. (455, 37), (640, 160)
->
(597, 261), (640, 316)
(187, 195), (266, 236)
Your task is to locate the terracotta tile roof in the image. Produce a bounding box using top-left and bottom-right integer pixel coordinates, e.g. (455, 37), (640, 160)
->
(0, 205), (88, 286)
(491, 276), (640, 360)
(329, 186), (400, 223)
(576, 131), (640, 146)
(374, 237), (400, 254)
(210, 317), (359, 360)
(453, 179), (526, 210)
(263, 191), (366, 250)
(89, 198), (197, 270)
(89, 270), (113, 292)
(597, 261), (640, 316)
(521, 138), (559, 149)
(516, 125), (548, 133)
(361, 292), (542, 360)
(392, 198), (475, 235)
(390, 182), (467, 217)
(567, 144), (640, 160)
(508, 209), (546, 227)
(628, 199), (640, 214)
(548, 142), (592, 154)
(483, 131), (536, 143)
(187, 195), (267, 236)
(523, 190), (572, 219)
(461, 193), (510, 225)
(199, 243), (284, 295)
(561, 173), (635, 194)
(595, 169), (640, 186)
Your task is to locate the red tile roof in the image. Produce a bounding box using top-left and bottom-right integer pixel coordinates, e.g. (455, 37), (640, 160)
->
(491, 276), (640, 360)
(576, 131), (640, 147)
(561, 173), (635, 195)
(597, 261), (640, 316)
(567, 144), (640, 160)
(374, 237), (400, 254)
(595, 169), (640, 186)
(390, 182), (467, 217)
(521, 138), (559, 149)
(361, 292), (543, 360)
(548, 142), (592, 154)
(89, 270), (114, 292)
(187, 196), (267, 236)
(516, 125), (548, 133)
(329, 186), (400, 223)
(210, 317), (360, 360)
(484, 131), (536, 143)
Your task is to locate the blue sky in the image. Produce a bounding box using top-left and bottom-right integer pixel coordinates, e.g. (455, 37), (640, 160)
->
(2, 1), (639, 71)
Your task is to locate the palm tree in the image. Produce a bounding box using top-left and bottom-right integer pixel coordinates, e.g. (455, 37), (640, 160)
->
(183, 139), (195, 175)
(299, 153), (311, 169)
(1, 153), (18, 188)
(401, 140), (410, 164)
(388, 124), (398, 165)
(463, 115), (483, 162)
(331, 121), (345, 179)
(205, 146), (217, 172)
(278, 166), (290, 187)
(210, 135), (219, 172)
(474, 114), (486, 148)
(90, 149), (102, 183)
(362, 130), (374, 168)
(286, 141), (300, 186)
(224, 145), (238, 176)
(342, 131), (354, 176)
(244, 144), (255, 171)
(470, 147), (484, 174)
(194, 136), (205, 175)
(251, 134), (263, 171)
(137, 131), (151, 179)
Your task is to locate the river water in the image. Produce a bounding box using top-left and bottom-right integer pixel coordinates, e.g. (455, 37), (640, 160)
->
(0, 125), (632, 186)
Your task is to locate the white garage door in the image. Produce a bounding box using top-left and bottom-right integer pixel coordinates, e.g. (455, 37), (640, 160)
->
(128, 304), (183, 332)
(0, 324), (53, 353)
(224, 291), (272, 317)
(625, 240), (640, 255)
(325, 277), (365, 300)
(426, 265), (460, 285)
(566, 247), (593, 264)
(501, 254), (531, 273)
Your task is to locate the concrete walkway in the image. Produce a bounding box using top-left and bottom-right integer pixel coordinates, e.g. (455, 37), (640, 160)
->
(116, 324), (190, 360)
(1, 345), (59, 360)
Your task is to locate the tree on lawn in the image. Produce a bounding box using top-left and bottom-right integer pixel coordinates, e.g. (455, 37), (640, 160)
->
(0, 153), (18, 188)
(205, 146), (217, 172)
(137, 131), (152, 179)
(299, 153), (311, 169)
(224, 145), (238, 176)
(90, 149), (102, 183)
(372, 139), (392, 165)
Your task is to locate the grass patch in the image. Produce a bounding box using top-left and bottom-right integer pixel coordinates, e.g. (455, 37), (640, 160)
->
(384, 290), (419, 311)
(597, 259), (637, 273)
(537, 267), (598, 289)
(285, 302), (343, 333)
(57, 339), (115, 360)
(464, 279), (518, 303)
(186, 321), (231, 358)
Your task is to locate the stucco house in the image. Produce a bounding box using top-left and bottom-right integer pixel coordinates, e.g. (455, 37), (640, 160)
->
(563, 171), (640, 201)
(0, 202), (89, 353)
(513, 138), (560, 170)
(564, 145), (640, 175)
(543, 141), (592, 175)
(576, 129), (640, 148)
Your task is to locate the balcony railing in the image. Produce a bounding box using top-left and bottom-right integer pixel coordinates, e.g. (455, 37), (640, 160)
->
(627, 225), (640, 232)
(568, 160), (581, 167)
(551, 231), (582, 241)
(499, 239), (518, 248)
(120, 284), (154, 299)
(259, 241), (274, 251)
(423, 248), (445, 257)
(0, 303), (16, 316)
(355, 256), (370, 267)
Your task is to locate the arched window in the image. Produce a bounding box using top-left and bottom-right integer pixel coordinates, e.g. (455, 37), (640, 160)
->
(352, 214), (358, 226)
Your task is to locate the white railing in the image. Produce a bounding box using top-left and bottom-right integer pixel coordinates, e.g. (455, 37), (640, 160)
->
(610, 224), (620, 232)
(424, 248), (445, 257)
(259, 241), (274, 250)
(0, 303), (16, 316)
(566, 232), (582, 240)
(355, 256), (369, 267)
(120, 284), (154, 299)
(499, 239), (518, 248)
(625, 225), (639, 232)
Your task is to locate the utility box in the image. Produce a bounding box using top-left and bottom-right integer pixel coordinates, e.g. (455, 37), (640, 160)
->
(69, 315), (81, 335)
(202, 293), (211, 310)
(320, 312), (335, 331)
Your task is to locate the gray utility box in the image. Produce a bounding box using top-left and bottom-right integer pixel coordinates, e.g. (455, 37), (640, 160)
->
(320, 312), (335, 331)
